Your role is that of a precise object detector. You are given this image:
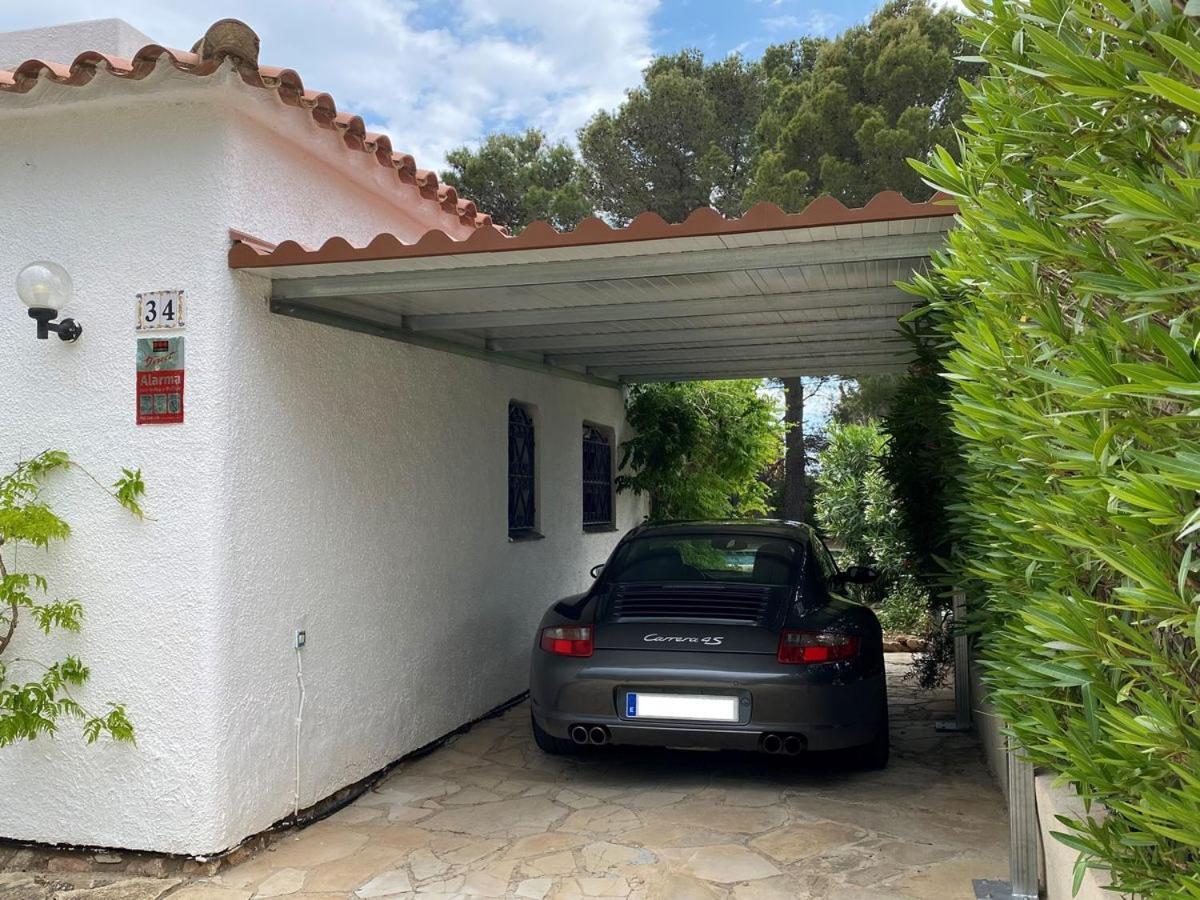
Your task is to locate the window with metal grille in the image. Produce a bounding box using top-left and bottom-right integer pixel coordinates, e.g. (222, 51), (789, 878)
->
(582, 424), (614, 528)
(508, 402), (536, 536)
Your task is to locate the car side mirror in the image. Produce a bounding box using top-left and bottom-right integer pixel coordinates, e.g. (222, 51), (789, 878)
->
(589, 563), (605, 579)
(834, 565), (879, 586)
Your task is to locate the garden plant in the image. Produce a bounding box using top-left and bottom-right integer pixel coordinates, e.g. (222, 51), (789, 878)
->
(616, 380), (783, 520)
(880, 311), (966, 686)
(814, 422), (930, 633)
(908, 0), (1200, 893)
(0, 450), (144, 747)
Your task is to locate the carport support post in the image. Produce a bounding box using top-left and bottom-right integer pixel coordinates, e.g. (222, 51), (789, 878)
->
(1006, 738), (1040, 899)
(976, 740), (1041, 900)
(937, 587), (972, 732)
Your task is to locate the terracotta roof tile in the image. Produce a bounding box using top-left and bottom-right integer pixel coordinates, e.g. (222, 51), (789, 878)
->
(228, 190), (958, 269)
(0, 19), (490, 231)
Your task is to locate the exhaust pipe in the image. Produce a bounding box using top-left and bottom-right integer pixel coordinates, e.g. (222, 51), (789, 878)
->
(588, 726), (609, 746)
(762, 734), (783, 754)
(569, 725), (590, 745)
(782, 736), (803, 756)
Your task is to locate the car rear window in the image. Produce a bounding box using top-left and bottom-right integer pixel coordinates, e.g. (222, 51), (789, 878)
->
(605, 534), (802, 586)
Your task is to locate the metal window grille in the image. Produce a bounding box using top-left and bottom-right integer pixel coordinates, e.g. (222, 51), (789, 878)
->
(508, 402), (536, 535)
(582, 425), (613, 528)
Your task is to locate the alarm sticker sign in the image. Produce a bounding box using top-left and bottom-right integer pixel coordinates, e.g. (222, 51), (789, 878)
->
(136, 336), (185, 425)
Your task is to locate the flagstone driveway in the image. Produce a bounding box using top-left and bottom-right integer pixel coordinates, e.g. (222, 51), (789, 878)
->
(1, 654), (1008, 899)
(177, 654), (1008, 900)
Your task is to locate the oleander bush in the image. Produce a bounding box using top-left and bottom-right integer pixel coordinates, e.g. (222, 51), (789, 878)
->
(880, 310), (967, 685)
(908, 0), (1200, 893)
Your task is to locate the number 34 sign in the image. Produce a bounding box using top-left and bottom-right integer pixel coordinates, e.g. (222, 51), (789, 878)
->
(136, 290), (186, 330)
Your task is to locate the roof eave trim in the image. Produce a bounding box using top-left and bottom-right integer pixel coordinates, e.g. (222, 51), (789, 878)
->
(228, 191), (959, 270)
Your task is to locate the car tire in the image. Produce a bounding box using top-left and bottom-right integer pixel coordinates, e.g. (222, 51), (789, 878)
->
(850, 702), (890, 770)
(531, 712), (578, 756)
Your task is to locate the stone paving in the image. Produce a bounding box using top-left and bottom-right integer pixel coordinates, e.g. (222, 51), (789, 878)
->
(2, 655), (1008, 899)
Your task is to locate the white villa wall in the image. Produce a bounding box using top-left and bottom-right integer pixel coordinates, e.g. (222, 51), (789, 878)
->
(0, 88), (244, 855)
(212, 107), (642, 848)
(0, 67), (643, 855)
(212, 309), (638, 847)
(0, 19), (154, 70)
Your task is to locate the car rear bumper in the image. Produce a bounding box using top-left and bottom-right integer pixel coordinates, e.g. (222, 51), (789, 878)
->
(529, 647), (886, 752)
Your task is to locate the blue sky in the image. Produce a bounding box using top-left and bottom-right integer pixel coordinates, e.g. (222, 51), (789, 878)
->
(0, 0), (902, 172)
(655, 0), (861, 58)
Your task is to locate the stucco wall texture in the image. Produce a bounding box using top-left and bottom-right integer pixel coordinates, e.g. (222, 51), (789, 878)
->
(0, 19), (154, 70)
(0, 70), (643, 855)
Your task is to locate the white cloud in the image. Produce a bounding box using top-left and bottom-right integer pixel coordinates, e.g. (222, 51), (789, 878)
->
(762, 13), (805, 30)
(0, 0), (658, 171)
(763, 9), (842, 38)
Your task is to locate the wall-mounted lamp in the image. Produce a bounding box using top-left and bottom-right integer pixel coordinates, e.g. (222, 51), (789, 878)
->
(17, 261), (82, 342)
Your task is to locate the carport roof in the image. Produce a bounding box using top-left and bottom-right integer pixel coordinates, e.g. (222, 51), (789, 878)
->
(229, 191), (957, 385)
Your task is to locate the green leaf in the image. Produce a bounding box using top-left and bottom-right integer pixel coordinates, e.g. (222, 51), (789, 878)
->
(113, 468), (146, 518)
(1073, 851), (1088, 895)
(1148, 32), (1200, 80)
(1138, 72), (1200, 116)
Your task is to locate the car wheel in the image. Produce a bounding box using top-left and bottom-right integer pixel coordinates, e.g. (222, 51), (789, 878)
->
(850, 702), (890, 770)
(531, 712), (578, 755)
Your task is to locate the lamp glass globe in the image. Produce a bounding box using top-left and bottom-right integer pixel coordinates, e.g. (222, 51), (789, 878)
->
(16, 261), (73, 312)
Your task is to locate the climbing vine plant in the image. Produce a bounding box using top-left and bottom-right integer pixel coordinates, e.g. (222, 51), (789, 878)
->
(0, 450), (145, 747)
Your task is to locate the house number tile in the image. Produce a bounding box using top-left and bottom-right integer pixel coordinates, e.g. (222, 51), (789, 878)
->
(136, 290), (186, 331)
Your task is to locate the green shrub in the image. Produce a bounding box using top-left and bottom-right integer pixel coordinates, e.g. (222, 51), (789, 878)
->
(617, 380), (784, 520)
(910, 0), (1200, 893)
(873, 582), (931, 634)
(882, 314), (962, 591)
(814, 422), (930, 633)
(883, 307), (968, 685)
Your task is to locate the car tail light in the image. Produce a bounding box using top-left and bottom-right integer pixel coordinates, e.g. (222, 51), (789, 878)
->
(778, 630), (860, 664)
(540, 626), (594, 658)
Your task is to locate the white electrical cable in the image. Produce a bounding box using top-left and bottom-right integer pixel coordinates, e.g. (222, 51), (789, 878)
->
(293, 642), (306, 817)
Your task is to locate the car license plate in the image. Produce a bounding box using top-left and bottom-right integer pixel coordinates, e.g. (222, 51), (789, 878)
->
(625, 692), (740, 723)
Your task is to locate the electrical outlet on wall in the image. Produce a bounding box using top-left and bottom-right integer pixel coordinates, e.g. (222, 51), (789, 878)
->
(295, 629), (306, 649)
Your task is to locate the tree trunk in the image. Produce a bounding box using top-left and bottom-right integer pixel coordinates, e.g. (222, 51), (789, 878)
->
(782, 377), (806, 522)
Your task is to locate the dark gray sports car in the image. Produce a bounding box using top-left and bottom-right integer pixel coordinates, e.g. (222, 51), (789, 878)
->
(529, 520), (889, 767)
